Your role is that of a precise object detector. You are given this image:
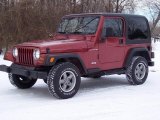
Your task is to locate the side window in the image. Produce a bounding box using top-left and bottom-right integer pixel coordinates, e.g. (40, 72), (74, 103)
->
(102, 18), (123, 38)
(128, 18), (149, 40)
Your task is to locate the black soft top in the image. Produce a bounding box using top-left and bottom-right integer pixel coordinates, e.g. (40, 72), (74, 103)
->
(64, 13), (147, 20)
(64, 13), (151, 44)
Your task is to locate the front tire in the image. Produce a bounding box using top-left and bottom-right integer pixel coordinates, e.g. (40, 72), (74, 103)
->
(9, 74), (37, 89)
(47, 62), (81, 99)
(43, 79), (47, 84)
(126, 56), (148, 85)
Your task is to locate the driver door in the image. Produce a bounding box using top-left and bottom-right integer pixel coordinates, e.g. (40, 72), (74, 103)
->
(99, 17), (125, 68)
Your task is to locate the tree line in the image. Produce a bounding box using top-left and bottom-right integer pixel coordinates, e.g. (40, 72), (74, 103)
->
(0, 0), (159, 49)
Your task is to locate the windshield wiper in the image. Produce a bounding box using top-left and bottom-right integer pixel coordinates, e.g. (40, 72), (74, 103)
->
(72, 31), (83, 34)
(74, 17), (98, 33)
(59, 31), (83, 35)
(58, 32), (66, 34)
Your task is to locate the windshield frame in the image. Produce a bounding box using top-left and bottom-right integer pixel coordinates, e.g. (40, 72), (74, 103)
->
(57, 15), (100, 35)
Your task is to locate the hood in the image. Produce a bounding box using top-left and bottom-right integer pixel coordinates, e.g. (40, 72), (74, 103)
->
(16, 39), (88, 53)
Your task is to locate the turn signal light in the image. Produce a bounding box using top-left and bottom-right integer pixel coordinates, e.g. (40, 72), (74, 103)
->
(50, 57), (55, 63)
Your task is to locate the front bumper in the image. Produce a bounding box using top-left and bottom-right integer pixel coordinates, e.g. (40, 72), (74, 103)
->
(0, 65), (47, 79)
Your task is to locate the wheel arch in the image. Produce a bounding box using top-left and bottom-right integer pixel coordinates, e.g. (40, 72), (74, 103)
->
(124, 48), (151, 68)
(45, 54), (87, 75)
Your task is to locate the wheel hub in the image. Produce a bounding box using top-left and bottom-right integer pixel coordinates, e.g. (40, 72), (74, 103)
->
(135, 63), (146, 81)
(59, 71), (76, 92)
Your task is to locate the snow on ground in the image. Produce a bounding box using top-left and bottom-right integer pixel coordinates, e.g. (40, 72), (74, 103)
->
(0, 42), (160, 120)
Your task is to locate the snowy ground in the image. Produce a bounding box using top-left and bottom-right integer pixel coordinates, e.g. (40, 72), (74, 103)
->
(0, 42), (160, 120)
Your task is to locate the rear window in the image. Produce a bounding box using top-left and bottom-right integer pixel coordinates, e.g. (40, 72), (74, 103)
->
(128, 17), (149, 40)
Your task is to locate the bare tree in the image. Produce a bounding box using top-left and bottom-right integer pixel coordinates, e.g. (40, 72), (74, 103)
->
(146, 0), (160, 35)
(102, 0), (137, 13)
(0, 0), (138, 49)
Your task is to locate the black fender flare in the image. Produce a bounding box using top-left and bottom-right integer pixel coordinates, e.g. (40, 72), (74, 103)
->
(45, 53), (87, 74)
(124, 48), (151, 68)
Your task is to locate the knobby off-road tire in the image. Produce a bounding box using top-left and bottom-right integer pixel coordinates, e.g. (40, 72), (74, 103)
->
(126, 56), (148, 85)
(47, 62), (81, 99)
(43, 79), (47, 84)
(9, 74), (37, 89)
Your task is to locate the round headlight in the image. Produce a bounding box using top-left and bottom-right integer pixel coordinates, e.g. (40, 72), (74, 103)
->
(13, 47), (18, 57)
(33, 49), (40, 60)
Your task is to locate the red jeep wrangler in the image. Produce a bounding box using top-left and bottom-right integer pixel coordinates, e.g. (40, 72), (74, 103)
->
(0, 13), (154, 99)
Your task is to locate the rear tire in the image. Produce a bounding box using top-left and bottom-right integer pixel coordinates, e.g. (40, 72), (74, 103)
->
(9, 74), (37, 89)
(126, 56), (148, 85)
(47, 62), (81, 99)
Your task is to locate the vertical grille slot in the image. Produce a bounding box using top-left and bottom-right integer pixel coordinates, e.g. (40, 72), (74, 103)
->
(18, 48), (34, 65)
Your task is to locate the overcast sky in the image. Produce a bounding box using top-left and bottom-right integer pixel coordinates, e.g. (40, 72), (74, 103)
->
(135, 0), (160, 25)
(135, 1), (150, 19)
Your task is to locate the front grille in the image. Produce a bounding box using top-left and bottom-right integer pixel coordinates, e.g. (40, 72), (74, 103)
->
(18, 48), (34, 65)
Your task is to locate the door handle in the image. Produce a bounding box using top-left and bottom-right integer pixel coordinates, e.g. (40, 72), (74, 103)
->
(119, 39), (123, 44)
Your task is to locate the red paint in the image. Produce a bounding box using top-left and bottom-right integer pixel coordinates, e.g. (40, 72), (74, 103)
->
(4, 14), (152, 70)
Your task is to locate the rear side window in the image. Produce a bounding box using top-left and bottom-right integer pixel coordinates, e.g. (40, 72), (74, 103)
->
(128, 17), (149, 40)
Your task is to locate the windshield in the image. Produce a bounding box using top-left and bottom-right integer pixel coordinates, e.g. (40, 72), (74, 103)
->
(58, 16), (100, 35)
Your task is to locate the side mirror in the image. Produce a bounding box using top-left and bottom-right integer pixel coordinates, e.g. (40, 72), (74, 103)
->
(101, 27), (114, 42)
(101, 34), (106, 42)
(105, 27), (114, 37)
